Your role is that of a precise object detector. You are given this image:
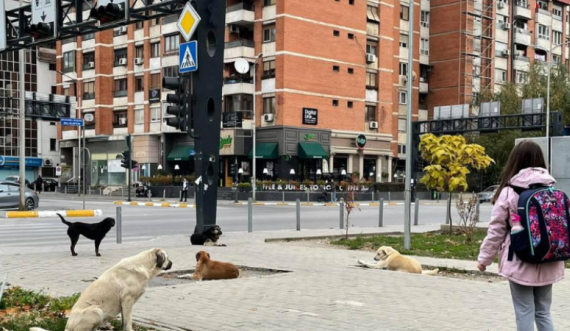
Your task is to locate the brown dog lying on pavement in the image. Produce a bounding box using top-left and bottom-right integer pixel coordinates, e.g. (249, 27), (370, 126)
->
(190, 251), (239, 281)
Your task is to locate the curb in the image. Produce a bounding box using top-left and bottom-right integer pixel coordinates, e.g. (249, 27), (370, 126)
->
(2, 209), (103, 218)
(114, 201), (195, 208)
(233, 202), (401, 207)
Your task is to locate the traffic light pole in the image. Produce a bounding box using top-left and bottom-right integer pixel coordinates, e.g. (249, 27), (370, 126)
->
(127, 135), (131, 202)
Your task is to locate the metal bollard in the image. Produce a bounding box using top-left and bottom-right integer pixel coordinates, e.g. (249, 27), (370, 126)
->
(379, 198), (384, 227)
(121, 186), (124, 198)
(248, 198), (253, 233)
(339, 198), (345, 229)
(116, 206), (122, 244)
(372, 191), (375, 203)
(476, 198), (480, 222)
(65, 186), (67, 195)
(100, 187), (102, 196)
(296, 199), (301, 231)
(282, 190), (285, 203)
(414, 198), (419, 226)
(234, 189), (238, 203)
(307, 189), (310, 203)
(388, 191), (391, 203)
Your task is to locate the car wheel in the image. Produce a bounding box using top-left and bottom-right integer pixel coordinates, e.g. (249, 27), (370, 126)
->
(25, 198), (35, 210)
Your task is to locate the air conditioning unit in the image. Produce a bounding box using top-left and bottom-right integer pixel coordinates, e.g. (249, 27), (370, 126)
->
(502, 49), (510, 57)
(369, 121), (379, 129)
(502, 22), (511, 30)
(88, 62), (95, 68)
(400, 75), (408, 86)
(263, 114), (274, 122)
(119, 118), (127, 125)
(366, 53), (377, 64)
(134, 58), (143, 65)
(498, 1), (505, 9)
(119, 58), (127, 66)
(44, 158), (53, 166)
(229, 25), (240, 34)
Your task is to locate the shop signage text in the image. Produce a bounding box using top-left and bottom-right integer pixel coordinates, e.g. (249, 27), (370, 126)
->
(302, 108), (318, 125)
(261, 184), (371, 192)
(219, 135), (233, 150)
(356, 134), (367, 149)
(222, 112), (243, 128)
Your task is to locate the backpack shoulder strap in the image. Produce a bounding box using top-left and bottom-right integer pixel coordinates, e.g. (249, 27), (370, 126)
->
(507, 184), (525, 196)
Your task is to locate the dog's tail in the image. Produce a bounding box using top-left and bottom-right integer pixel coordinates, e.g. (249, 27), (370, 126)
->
(422, 268), (439, 276)
(57, 213), (72, 226)
(30, 328), (51, 331)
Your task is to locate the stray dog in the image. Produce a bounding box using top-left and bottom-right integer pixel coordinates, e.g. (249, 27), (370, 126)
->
(358, 246), (439, 275)
(58, 213), (115, 256)
(190, 251), (239, 281)
(30, 248), (172, 331)
(190, 225), (226, 246)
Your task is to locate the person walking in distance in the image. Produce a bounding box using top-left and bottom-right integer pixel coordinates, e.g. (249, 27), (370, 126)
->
(34, 175), (44, 194)
(180, 178), (189, 203)
(477, 141), (565, 331)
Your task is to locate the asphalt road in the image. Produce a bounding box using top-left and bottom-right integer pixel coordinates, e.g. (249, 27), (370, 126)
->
(0, 194), (493, 249)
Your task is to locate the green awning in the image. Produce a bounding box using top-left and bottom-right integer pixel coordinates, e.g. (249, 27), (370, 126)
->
(248, 143), (278, 159)
(298, 142), (328, 159)
(167, 145), (194, 161)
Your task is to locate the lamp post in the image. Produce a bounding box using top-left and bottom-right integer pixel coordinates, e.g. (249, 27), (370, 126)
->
(316, 169), (322, 181)
(173, 164), (179, 186)
(251, 53), (264, 202)
(141, 164), (146, 177)
(289, 169), (295, 182)
(262, 168), (268, 181)
(238, 168), (243, 184)
(341, 169), (347, 182)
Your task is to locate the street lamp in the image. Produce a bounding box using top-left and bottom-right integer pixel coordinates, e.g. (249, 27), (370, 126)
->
(158, 164), (163, 170)
(238, 168), (244, 184)
(173, 164), (180, 186)
(263, 168), (268, 181)
(251, 52), (264, 202)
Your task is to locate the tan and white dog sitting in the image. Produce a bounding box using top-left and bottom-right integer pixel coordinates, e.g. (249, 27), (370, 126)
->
(358, 246), (439, 275)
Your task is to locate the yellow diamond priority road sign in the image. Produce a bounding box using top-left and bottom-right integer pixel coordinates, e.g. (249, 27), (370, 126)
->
(177, 2), (201, 42)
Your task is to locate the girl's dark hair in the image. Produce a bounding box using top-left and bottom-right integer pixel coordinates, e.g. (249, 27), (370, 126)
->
(492, 140), (547, 204)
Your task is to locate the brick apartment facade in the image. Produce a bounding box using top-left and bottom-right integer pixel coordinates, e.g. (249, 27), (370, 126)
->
(56, 0), (430, 187)
(430, 0), (570, 110)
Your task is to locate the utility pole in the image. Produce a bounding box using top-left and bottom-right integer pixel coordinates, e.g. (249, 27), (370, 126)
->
(18, 0), (26, 210)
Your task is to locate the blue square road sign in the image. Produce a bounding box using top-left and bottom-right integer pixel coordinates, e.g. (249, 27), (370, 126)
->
(179, 41), (198, 73)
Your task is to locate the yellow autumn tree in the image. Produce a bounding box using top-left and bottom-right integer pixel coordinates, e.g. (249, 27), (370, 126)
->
(419, 134), (494, 232)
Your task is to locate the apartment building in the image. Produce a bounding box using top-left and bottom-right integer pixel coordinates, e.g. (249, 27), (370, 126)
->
(56, 0), (429, 187)
(429, 0), (570, 110)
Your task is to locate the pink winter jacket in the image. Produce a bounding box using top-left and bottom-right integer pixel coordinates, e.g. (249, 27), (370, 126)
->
(478, 167), (565, 286)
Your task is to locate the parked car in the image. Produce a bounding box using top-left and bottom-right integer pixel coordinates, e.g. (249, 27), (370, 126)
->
(0, 181), (39, 210)
(135, 183), (151, 197)
(41, 178), (59, 192)
(478, 185), (499, 203)
(5, 176), (31, 187)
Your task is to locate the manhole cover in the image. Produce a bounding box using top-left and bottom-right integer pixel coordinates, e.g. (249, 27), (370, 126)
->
(149, 266), (291, 287)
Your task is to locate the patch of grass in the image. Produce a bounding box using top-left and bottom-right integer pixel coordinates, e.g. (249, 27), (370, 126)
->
(0, 287), (150, 331)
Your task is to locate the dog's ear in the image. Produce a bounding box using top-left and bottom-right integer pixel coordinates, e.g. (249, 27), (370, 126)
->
(155, 249), (166, 268)
(207, 252), (211, 259)
(195, 252), (201, 261)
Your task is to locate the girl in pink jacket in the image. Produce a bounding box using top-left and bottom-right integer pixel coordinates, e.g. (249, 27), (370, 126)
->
(478, 141), (564, 331)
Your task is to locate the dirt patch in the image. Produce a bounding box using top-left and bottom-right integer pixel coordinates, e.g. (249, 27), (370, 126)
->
(435, 268), (505, 283)
(149, 266), (290, 287)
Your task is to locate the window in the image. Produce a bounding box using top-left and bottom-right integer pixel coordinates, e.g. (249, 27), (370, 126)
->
(472, 65), (480, 77)
(332, 100), (339, 107)
(553, 54), (561, 64)
(513, 20), (527, 29)
(333, 65), (340, 72)
(398, 144), (407, 154)
(264, 0), (276, 5)
(366, 42), (377, 55)
(263, 97), (275, 114)
(515, 0), (528, 8)
(63, 51), (75, 72)
(263, 60), (275, 78)
(135, 109), (144, 125)
(83, 81), (95, 100)
(399, 34), (409, 48)
(538, 25), (549, 40)
(497, 15), (508, 25)
(421, 11), (430, 28)
(114, 79), (127, 97)
(333, 30), (340, 37)
(400, 5), (409, 21)
(163, 66), (177, 78)
(49, 63), (56, 71)
(83, 33), (95, 41)
(114, 27), (127, 37)
(225, 95), (253, 119)
(50, 139), (57, 152)
(164, 34), (180, 53)
(420, 38), (429, 56)
(114, 48), (127, 66)
(348, 33), (355, 39)
(114, 112), (128, 127)
(367, 6), (380, 22)
(349, 0), (354, 4)
(495, 69), (507, 82)
(366, 72), (377, 88)
(83, 52), (95, 69)
(398, 118), (407, 131)
(263, 26), (276, 42)
(553, 7), (562, 18)
(516, 71), (527, 84)
(135, 21), (144, 30)
(348, 68), (354, 74)
(151, 43), (160, 58)
(365, 105), (377, 122)
(347, 101), (354, 108)
(151, 107), (161, 122)
(163, 14), (177, 24)
(399, 62), (408, 76)
(62, 37), (76, 45)
(135, 77), (144, 92)
(63, 88), (69, 96)
(553, 31), (562, 45)
(399, 91), (407, 104)
(150, 73), (161, 88)
(135, 45), (144, 59)
(537, 0), (548, 11)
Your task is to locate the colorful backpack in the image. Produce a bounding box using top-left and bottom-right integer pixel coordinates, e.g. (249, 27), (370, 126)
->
(508, 184), (570, 264)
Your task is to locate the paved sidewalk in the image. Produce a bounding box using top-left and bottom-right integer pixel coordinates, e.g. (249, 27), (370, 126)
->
(2, 225), (568, 331)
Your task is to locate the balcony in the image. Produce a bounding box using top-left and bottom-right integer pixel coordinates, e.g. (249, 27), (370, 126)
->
(226, 2), (254, 26)
(366, 22), (379, 37)
(513, 28), (531, 46)
(513, 1), (531, 20)
(223, 77), (254, 95)
(536, 35), (550, 51)
(536, 9), (552, 26)
(420, 80), (428, 94)
(113, 120), (128, 129)
(514, 56), (530, 72)
(224, 39), (255, 62)
(366, 89), (378, 103)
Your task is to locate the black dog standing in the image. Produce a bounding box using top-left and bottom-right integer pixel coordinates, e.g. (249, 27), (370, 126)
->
(58, 214), (115, 256)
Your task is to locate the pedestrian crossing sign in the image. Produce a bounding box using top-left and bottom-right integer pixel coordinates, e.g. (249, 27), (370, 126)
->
(179, 41), (198, 73)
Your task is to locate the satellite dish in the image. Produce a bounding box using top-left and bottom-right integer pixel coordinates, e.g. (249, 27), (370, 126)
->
(234, 58), (250, 74)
